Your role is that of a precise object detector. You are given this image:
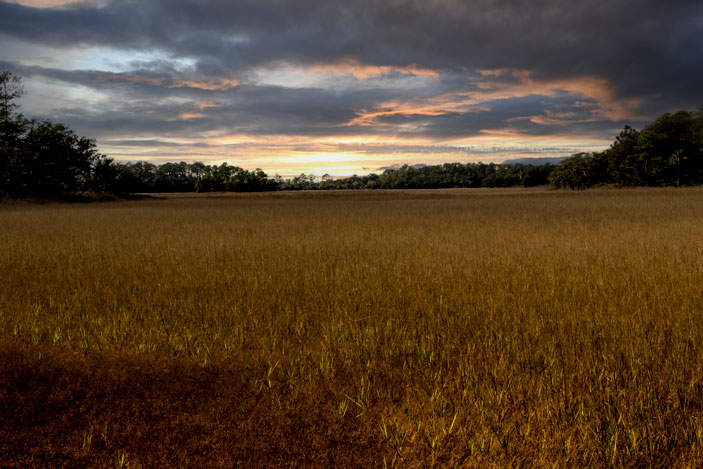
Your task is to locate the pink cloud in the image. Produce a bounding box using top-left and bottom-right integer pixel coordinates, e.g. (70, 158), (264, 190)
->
(306, 58), (440, 80)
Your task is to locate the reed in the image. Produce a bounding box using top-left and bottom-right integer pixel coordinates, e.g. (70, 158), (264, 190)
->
(2, 187), (703, 466)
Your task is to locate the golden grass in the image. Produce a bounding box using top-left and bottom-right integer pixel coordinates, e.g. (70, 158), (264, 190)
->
(2, 187), (703, 467)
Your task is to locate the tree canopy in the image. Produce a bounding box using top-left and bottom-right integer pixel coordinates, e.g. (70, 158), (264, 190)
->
(1, 71), (109, 197)
(550, 108), (703, 189)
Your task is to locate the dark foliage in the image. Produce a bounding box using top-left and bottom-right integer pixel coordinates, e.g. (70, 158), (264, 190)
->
(550, 108), (703, 189)
(107, 160), (554, 193)
(1, 72), (111, 198)
(307, 162), (554, 191)
(103, 161), (281, 193)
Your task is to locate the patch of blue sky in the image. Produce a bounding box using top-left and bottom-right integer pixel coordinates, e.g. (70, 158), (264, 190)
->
(68, 47), (197, 73)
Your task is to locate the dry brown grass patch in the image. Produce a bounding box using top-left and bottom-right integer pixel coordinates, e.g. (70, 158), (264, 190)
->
(2, 187), (703, 466)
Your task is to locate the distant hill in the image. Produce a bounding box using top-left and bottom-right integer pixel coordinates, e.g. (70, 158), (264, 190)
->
(502, 157), (568, 165)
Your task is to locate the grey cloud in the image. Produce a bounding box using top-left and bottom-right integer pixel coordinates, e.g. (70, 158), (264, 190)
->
(340, 143), (578, 156)
(4, 61), (439, 138)
(1, 0), (701, 160)
(6, 60), (644, 146)
(103, 139), (216, 148)
(371, 94), (640, 139)
(1, 0), (701, 109)
(6, 65), (367, 138)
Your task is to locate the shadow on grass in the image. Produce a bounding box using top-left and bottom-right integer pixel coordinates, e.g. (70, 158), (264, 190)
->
(0, 342), (382, 468)
(0, 192), (162, 205)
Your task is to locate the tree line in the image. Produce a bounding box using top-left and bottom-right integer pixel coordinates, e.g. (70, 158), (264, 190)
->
(287, 162), (554, 191)
(549, 108), (703, 189)
(3, 71), (703, 197)
(97, 160), (554, 193)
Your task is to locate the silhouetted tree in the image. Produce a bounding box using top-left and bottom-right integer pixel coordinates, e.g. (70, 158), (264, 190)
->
(550, 107), (703, 189)
(1, 71), (112, 197)
(16, 121), (105, 196)
(1, 71), (28, 195)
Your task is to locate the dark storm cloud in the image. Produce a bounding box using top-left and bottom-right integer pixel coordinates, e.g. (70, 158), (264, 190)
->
(0, 61), (646, 149)
(2, 59), (438, 137)
(370, 94), (638, 139)
(2, 61), (382, 138)
(1, 0), (701, 105)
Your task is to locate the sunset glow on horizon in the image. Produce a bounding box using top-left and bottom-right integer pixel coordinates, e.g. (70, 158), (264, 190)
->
(1, 0), (701, 176)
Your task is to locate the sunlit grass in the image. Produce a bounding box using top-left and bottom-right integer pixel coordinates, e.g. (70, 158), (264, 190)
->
(2, 187), (703, 466)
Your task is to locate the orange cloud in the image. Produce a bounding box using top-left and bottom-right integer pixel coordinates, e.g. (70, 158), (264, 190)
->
(346, 95), (486, 127)
(169, 78), (239, 91)
(473, 69), (643, 121)
(306, 58), (440, 79)
(347, 69), (643, 128)
(177, 113), (205, 120)
(174, 102), (221, 121)
(94, 73), (238, 91)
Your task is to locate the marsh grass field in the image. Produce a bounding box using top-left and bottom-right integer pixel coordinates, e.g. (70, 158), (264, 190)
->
(2, 187), (703, 467)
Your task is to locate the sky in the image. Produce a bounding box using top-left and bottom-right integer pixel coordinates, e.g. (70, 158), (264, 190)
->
(1, 0), (702, 177)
